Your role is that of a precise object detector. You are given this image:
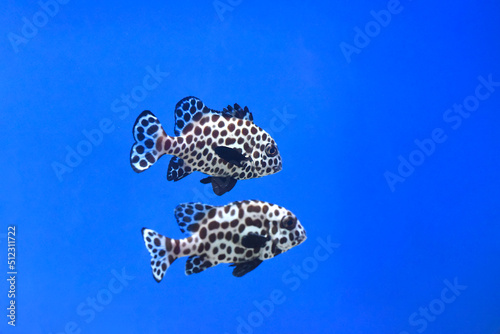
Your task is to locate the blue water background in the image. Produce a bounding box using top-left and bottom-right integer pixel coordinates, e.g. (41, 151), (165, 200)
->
(1, 1), (500, 333)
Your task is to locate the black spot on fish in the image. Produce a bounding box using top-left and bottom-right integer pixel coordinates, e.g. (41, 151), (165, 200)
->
(199, 227), (207, 239)
(145, 153), (155, 163)
(193, 112), (203, 122)
(147, 125), (159, 135)
(208, 221), (220, 230)
(194, 212), (205, 220)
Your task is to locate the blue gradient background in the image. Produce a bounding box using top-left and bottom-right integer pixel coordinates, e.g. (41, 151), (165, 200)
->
(2, 1), (500, 333)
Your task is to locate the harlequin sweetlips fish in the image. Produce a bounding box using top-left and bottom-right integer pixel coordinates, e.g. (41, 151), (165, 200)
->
(130, 96), (282, 195)
(141, 200), (307, 282)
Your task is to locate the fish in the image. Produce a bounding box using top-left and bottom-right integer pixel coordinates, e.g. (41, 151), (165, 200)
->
(130, 96), (282, 195)
(141, 200), (307, 282)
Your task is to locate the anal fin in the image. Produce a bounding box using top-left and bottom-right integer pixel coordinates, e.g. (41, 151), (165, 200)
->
(167, 157), (192, 181)
(185, 255), (214, 275)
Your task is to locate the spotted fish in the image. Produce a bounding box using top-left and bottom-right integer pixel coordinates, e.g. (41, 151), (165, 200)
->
(141, 200), (306, 282)
(130, 96), (282, 195)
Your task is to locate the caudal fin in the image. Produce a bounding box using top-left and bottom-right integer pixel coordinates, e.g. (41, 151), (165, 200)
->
(130, 110), (168, 173)
(141, 228), (177, 282)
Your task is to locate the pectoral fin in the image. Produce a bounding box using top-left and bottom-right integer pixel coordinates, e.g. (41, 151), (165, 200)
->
(214, 146), (249, 167)
(242, 233), (269, 249)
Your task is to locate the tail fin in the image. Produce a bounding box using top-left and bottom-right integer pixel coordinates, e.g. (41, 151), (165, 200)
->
(141, 228), (177, 282)
(130, 110), (169, 173)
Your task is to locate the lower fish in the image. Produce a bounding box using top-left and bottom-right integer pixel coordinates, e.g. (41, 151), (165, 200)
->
(142, 200), (307, 282)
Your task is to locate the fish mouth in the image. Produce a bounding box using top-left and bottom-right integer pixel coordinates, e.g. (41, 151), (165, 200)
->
(273, 164), (282, 173)
(298, 232), (307, 243)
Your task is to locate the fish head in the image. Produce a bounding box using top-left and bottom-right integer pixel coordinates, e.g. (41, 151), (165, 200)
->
(273, 211), (307, 253)
(253, 133), (282, 177)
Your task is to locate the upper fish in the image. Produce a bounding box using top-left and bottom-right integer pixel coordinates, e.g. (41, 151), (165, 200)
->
(130, 96), (283, 195)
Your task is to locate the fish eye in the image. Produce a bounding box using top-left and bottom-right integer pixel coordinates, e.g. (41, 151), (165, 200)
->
(265, 144), (278, 157)
(280, 216), (296, 230)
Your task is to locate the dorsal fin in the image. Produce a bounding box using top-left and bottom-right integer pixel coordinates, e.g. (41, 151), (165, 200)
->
(173, 97), (211, 136)
(222, 103), (253, 121)
(174, 203), (214, 235)
(173, 97), (253, 136)
(242, 233), (269, 250)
